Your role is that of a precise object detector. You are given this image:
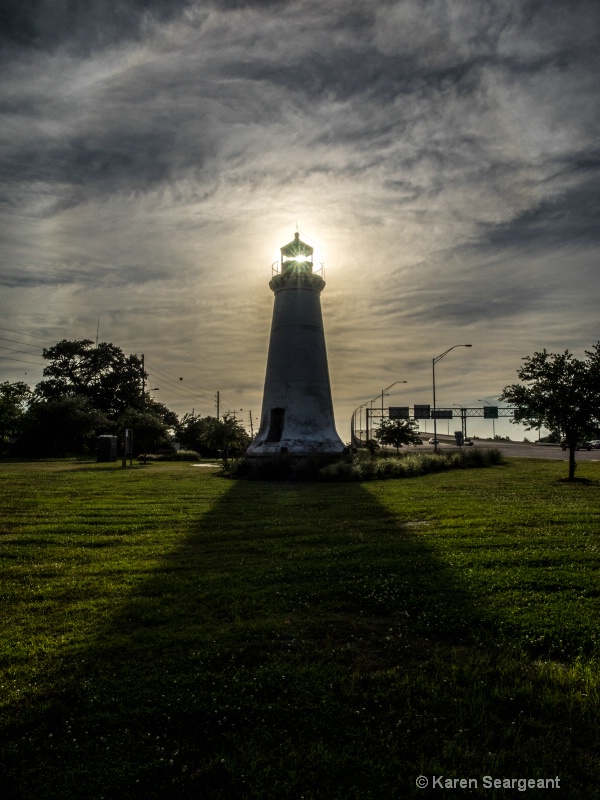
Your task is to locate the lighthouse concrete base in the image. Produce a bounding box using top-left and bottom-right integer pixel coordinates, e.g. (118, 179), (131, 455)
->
(246, 439), (345, 459)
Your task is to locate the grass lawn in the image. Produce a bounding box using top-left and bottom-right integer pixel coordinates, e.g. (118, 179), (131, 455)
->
(0, 458), (599, 799)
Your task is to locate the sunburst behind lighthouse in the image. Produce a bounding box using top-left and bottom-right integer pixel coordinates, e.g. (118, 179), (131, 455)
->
(246, 231), (345, 459)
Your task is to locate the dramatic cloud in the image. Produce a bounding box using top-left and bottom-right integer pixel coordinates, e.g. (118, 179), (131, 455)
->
(1, 0), (599, 439)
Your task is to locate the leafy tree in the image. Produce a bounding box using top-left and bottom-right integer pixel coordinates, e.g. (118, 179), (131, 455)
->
(177, 413), (251, 457)
(36, 340), (147, 420)
(142, 398), (179, 428)
(0, 381), (32, 453)
(117, 409), (174, 456)
(375, 418), (420, 453)
(12, 396), (110, 457)
(501, 343), (600, 480)
(34, 340), (179, 454)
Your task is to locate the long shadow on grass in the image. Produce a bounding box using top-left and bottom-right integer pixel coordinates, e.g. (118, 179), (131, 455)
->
(3, 476), (597, 800)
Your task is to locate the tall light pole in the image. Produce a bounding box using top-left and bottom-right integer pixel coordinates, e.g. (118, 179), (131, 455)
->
(352, 381), (407, 447)
(367, 394), (380, 443)
(433, 345), (472, 452)
(351, 398), (372, 447)
(380, 380), (408, 443)
(381, 380), (408, 419)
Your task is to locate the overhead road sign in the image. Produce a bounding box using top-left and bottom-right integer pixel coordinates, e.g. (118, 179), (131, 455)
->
(413, 404), (431, 419)
(389, 406), (410, 419)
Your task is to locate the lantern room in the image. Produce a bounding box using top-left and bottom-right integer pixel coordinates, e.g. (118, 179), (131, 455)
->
(272, 232), (324, 276)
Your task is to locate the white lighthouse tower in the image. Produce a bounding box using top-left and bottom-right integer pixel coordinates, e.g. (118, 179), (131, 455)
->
(246, 231), (345, 459)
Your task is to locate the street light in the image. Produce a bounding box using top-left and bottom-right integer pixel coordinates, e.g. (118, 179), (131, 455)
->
(478, 399), (496, 439)
(380, 381), (408, 418)
(351, 380), (408, 447)
(367, 393), (381, 443)
(360, 393), (391, 445)
(351, 398), (372, 447)
(433, 345), (472, 452)
(380, 381), (408, 441)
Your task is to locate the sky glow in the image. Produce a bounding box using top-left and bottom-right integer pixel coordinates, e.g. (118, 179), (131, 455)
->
(1, 0), (599, 441)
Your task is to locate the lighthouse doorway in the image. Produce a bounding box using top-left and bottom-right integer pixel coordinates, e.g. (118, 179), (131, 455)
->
(266, 408), (285, 442)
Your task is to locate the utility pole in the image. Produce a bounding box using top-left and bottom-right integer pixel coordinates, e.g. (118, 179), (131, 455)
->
(248, 410), (254, 437)
(141, 354), (145, 411)
(141, 354), (146, 464)
(215, 391), (220, 420)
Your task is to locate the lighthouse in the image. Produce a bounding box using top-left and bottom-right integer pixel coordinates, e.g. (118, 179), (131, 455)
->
(246, 231), (345, 459)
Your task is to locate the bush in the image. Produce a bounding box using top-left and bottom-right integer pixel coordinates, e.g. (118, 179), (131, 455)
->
(318, 460), (364, 482)
(221, 448), (504, 482)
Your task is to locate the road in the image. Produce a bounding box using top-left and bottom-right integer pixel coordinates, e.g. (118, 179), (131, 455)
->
(415, 435), (600, 462)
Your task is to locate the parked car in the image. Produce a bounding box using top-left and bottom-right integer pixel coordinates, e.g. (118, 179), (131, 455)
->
(560, 441), (592, 451)
(588, 440), (600, 449)
(412, 438), (423, 445)
(428, 437), (439, 445)
(463, 439), (474, 446)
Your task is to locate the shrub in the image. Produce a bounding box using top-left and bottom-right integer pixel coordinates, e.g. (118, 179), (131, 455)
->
(332, 448), (504, 482)
(318, 460), (364, 482)
(220, 448), (504, 482)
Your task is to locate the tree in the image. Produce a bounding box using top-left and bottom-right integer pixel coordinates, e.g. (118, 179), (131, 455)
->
(0, 381), (32, 454)
(500, 344), (600, 480)
(117, 409), (173, 456)
(12, 396), (110, 457)
(374, 418), (420, 453)
(36, 340), (147, 420)
(177, 413), (251, 457)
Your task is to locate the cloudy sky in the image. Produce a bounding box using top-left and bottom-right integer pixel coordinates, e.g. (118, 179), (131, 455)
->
(1, 0), (599, 440)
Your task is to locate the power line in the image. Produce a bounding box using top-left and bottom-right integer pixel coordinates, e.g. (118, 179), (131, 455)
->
(146, 377), (208, 403)
(131, 358), (230, 409)
(0, 355), (46, 366)
(145, 360), (216, 401)
(0, 326), (49, 341)
(146, 371), (214, 401)
(0, 346), (44, 357)
(144, 358), (211, 391)
(0, 336), (44, 350)
(218, 396), (238, 414)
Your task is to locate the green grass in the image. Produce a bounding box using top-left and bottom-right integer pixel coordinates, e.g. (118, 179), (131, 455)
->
(0, 458), (599, 799)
